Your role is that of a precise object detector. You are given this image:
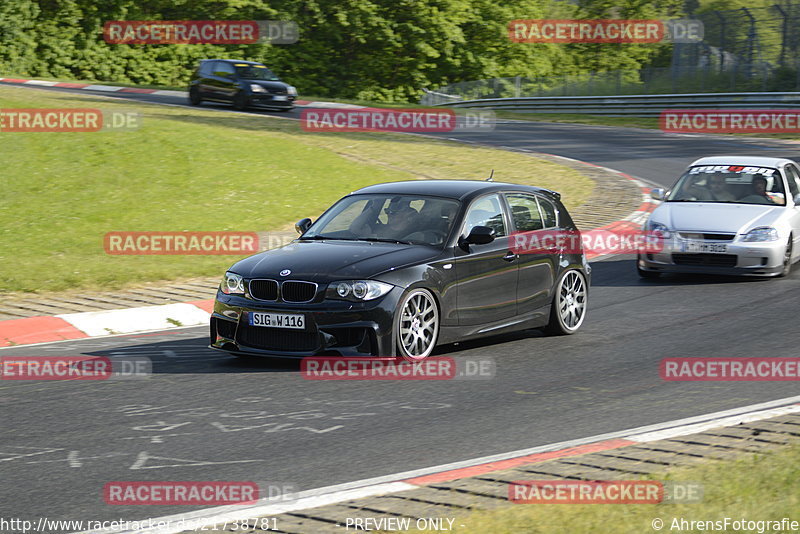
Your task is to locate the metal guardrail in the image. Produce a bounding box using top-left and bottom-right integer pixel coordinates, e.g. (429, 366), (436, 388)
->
(430, 92), (800, 116)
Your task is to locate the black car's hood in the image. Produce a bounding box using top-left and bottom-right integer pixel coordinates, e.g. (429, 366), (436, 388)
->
(230, 240), (439, 282)
(243, 79), (289, 91)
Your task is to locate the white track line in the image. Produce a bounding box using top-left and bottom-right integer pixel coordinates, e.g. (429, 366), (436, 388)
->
(24, 80), (59, 87)
(78, 395), (800, 534)
(82, 84), (125, 92)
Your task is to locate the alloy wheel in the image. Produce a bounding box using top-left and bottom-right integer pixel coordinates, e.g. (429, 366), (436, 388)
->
(397, 289), (439, 360)
(555, 270), (587, 333)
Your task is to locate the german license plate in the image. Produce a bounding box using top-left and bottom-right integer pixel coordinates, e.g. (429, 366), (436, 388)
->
(680, 241), (727, 253)
(249, 312), (305, 329)
(273, 95), (288, 101)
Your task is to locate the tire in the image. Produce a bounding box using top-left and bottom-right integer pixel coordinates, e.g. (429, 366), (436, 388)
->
(545, 269), (588, 335)
(189, 86), (202, 106)
(395, 288), (439, 361)
(779, 237), (793, 277)
(233, 92), (249, 111)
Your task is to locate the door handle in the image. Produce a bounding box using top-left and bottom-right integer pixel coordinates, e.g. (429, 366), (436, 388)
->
(503, 251), (518, 262)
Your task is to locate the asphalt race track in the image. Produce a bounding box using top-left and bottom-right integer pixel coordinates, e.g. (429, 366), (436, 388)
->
(2, 81), (799, 528)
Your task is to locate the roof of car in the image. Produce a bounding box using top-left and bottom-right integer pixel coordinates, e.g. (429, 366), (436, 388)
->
(202, 59), (263, 65)
(351, 180), (558, 201)
(689, 156), (797, 168)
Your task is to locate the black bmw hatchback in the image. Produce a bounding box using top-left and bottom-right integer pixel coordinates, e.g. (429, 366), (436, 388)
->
(210, 180), (591, 360)
(188, 59), (297, 111)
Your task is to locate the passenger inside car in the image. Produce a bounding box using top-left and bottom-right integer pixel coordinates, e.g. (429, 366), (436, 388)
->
(738, 176), (773, 204)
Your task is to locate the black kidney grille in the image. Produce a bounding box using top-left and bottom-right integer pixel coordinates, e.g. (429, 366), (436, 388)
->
(237, 325), (319, 352)
(281, 281), (317, 303)
(249, 279), (278, 301)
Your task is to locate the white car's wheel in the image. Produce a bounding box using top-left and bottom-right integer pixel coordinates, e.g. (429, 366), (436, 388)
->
(779, 237), (793, 277)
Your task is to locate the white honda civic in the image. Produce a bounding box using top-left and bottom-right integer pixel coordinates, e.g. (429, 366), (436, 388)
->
(638, 156), (800, 278)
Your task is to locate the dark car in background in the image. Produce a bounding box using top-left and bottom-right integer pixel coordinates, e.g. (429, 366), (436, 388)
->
(210, 180), (590, 360)
(189, 59), (297, 111)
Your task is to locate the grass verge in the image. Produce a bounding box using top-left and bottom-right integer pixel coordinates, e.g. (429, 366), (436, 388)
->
(0, 85), (592, 293)
(401, 442), (800, 534)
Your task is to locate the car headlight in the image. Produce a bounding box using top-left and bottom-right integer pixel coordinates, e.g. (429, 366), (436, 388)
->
(647, 221), (672, 239)
(250, 84), (267, 93)
(742, 227), (779, 242)
(287, 85), (297, 96)
(220, 272), (245, 295)
(328, 280), (393, 301)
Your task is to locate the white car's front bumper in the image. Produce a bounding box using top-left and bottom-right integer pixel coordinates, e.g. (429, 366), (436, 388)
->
(638, 235), (787, 276)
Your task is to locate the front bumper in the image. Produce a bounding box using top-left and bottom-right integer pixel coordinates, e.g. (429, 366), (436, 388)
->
(209, 288), (402, 358)
(248, 94), (295, 108)
(638, 237), (786, 277)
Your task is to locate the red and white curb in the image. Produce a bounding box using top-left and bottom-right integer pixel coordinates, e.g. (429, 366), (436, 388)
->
(0, 77), (364, 109)
(0, 300), (213, 347)
(79, 395), (800, 534)
(0, 77), (183, 97)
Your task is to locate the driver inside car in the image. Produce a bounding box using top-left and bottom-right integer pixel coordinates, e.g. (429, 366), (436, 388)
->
(684, 174), (713, 201)
(350, 197), (420, 241)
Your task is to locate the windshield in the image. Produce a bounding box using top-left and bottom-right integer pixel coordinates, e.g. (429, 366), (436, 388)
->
(235, 65), (280, 81)
(666, 165), (786, 206)
(302, 194), (460, 246)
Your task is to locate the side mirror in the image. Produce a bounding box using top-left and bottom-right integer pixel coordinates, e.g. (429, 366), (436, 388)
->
(793, 194), (800, 206)
(650, 188), (666, 201)
(462, 225), (495, 246)
(295, 218), (312, 235)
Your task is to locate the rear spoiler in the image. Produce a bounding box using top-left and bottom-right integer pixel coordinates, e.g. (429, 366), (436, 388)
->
(537, 187), (561, 201)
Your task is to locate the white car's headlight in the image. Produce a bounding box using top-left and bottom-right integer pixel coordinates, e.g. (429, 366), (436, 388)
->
(329, 280), (393, 301)
(287, 85), (297, 96)
(647, 221), (672, 239)
(220, 272), (245, 295)
(742, 227), (779, 242)
(250, 84), (267, 93)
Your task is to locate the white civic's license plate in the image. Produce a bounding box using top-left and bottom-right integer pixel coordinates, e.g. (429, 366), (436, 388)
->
(249, 312), (305, 329)
(680, 240), (727, 253)
(273, 95), (288, 101)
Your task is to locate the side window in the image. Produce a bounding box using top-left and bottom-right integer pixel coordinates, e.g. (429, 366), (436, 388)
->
(213, 62), (235, 77)
(463, 194), (507, 238)
(537, 197), (559, 228)
(784, 165), (800, 198)
(506, 193), (543, 232)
